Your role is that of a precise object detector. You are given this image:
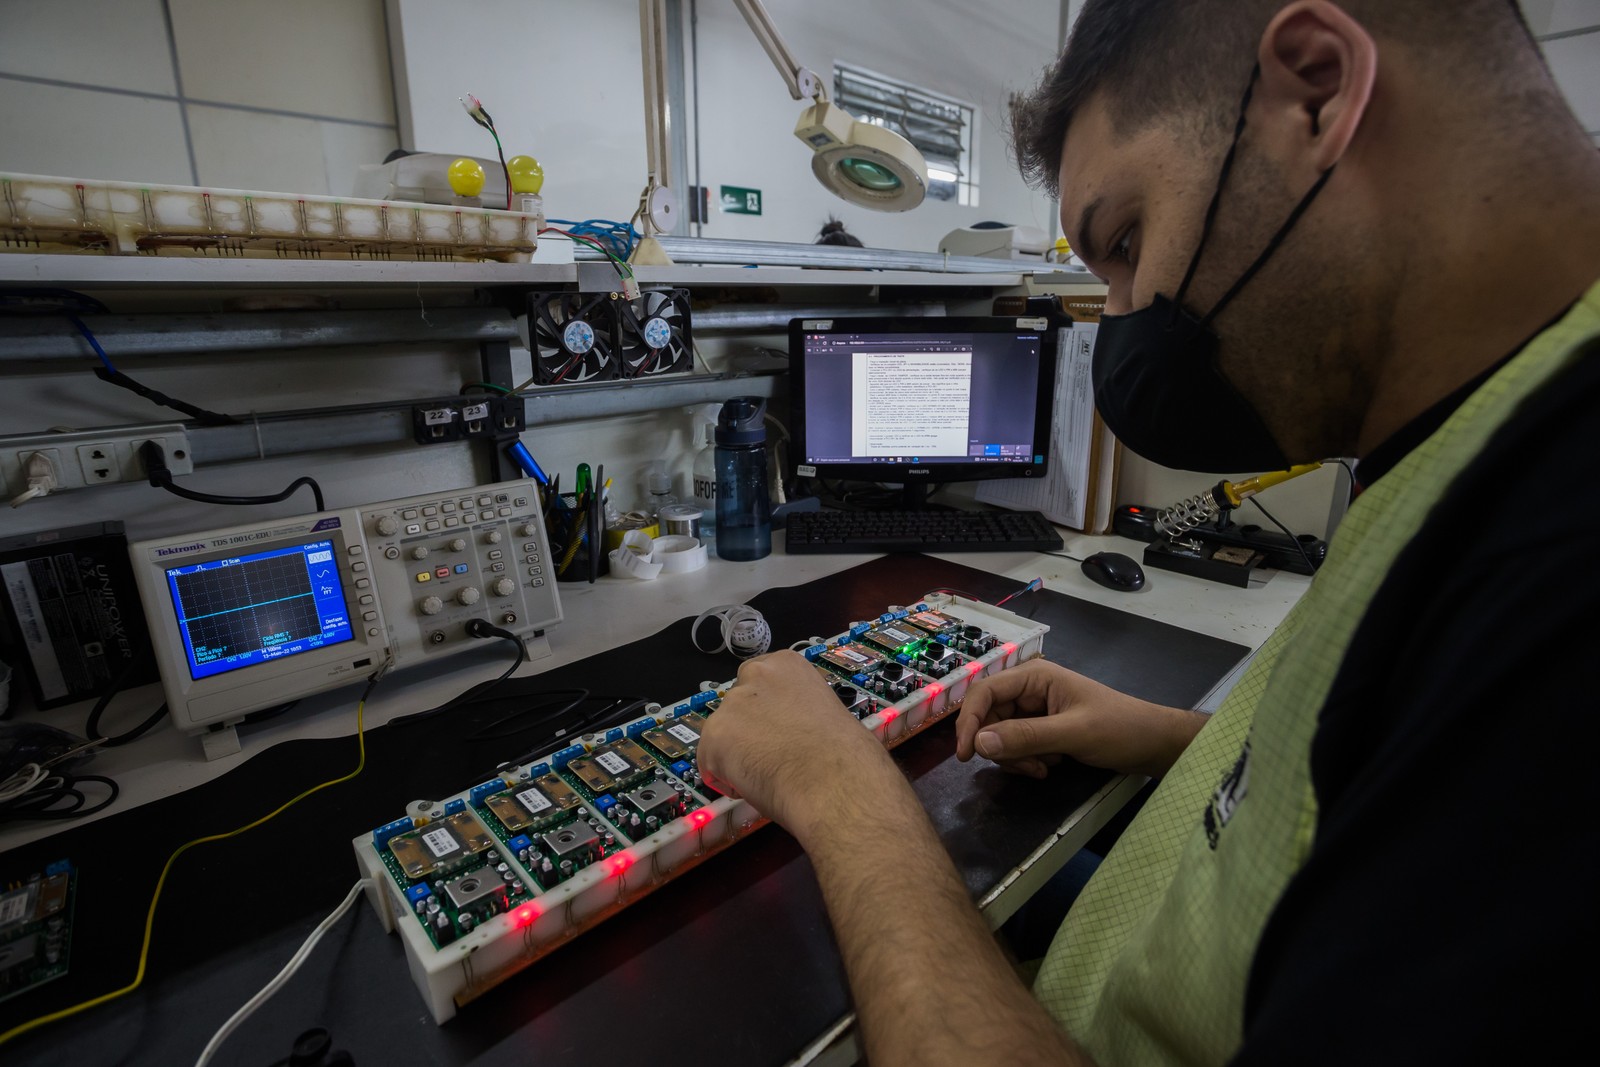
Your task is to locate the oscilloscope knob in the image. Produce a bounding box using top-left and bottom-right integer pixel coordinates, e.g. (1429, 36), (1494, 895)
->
(411, 546), (429, 561)
(419, 595), (444, 616)
(484, 530), (503, 545)
(448, 537), (467, 552)
(374, 515), (400, 537)
(491, 577), (516, 597)
(456, 587), (482, 606)
(520, 523), (540, 538)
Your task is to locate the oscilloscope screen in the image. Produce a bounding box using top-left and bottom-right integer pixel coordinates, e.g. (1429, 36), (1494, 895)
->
(164, 539), (354, 681)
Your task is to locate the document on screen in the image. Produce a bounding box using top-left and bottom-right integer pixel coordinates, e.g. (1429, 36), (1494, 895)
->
(849, 350), (972, 457)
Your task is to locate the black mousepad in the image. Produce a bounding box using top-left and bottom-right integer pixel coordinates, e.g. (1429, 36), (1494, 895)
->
(1, 555), (1250, 1067)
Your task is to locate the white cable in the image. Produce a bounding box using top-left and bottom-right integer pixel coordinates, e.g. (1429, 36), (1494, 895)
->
(691, 604), (772, 660)
(195, 879), (369, 1067)
(0, 762), (45, 802)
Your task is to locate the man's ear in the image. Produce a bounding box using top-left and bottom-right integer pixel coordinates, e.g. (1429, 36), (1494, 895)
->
(1256, 0), (1378, 173)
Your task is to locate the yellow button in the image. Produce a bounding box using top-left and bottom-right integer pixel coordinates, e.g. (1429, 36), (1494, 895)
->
(415, 571), (431, 583)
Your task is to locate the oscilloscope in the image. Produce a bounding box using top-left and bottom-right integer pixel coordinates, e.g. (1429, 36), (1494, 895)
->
(129, 478), (562, 759)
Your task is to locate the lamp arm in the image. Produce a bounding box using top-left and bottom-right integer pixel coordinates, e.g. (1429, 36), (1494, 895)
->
(731, 0), (828, 102)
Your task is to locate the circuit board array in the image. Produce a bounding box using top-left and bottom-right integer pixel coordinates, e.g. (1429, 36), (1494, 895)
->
(353, 593), (1048, 1022)
(0, 860), (75, 1005)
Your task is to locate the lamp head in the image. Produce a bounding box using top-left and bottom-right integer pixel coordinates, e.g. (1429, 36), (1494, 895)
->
(795, 101), (927, 212)
(446, 157), (486, 197)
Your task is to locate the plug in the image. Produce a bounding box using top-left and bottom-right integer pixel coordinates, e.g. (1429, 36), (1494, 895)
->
(9, 451), (59, 508)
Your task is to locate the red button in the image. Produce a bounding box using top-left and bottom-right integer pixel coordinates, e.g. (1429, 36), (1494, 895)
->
(435, 567), (450, 578)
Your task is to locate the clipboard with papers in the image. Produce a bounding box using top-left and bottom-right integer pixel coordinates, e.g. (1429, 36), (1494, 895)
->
(976, 300), (1121, 533)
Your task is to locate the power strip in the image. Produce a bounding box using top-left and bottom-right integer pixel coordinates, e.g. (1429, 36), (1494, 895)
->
(352, 592), (1048, 1023)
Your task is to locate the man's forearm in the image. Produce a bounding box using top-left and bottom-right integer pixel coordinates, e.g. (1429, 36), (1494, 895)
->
(792, 764), (1093, 1067)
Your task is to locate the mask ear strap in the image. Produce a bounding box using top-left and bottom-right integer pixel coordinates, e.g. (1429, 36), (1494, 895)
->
(1198, 164), (1336, 331)
(1173, 65), (1261, 316)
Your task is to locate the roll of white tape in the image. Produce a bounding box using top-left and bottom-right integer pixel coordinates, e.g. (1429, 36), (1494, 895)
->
(652, 534), (708, 573)
(609, 529), (664, 579)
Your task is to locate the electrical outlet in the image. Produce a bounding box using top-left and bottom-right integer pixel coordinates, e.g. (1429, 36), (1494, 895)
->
(412, 406), (462, 444)
(77, 442), (125, 485)
(2, 426), (192, 495)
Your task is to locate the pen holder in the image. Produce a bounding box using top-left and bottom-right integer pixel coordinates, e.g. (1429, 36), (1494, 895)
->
(549, 493), (610, 582)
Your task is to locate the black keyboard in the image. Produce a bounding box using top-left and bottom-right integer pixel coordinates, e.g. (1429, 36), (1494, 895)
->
(784, 509), (1064, 554)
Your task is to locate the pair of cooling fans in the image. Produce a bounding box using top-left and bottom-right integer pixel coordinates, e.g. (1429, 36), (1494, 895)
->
(528, 288), (693, 386)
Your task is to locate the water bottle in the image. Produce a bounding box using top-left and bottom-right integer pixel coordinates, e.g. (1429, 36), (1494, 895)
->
(690, 411), (719, 555)
(713, 397), (771, 561)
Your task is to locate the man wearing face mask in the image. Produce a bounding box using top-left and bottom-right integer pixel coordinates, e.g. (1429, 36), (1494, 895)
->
(697, 1), (1600, 1063)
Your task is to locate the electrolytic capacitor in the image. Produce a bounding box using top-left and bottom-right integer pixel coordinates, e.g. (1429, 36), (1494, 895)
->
(487, 850), (500, 863)
(603, 832), (615, 848)
(559, 859), (574, 877)
(459, 913), (475, 931)
(426, 900), (441, 916)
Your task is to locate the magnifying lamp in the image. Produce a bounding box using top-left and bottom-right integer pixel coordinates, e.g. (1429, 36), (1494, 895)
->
(633, 0), (928, 266)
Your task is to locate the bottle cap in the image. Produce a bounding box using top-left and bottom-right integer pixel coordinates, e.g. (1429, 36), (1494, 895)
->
(715, 397), (767, 446)
(646, 468), (672, 493)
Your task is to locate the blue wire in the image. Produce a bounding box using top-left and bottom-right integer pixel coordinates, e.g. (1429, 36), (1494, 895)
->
(547, 218), (639, 259)
(66, 314), (115, 373)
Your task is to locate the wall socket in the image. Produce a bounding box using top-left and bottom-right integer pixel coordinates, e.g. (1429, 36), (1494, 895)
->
(3, 425), (194, 495)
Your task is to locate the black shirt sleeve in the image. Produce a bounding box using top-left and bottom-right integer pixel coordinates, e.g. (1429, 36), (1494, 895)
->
(1231, 348), (1600, 1065)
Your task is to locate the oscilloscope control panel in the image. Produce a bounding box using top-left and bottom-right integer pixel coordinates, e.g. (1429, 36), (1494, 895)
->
(352, 593), (1048, 1023)
(129, 478), (561, 758)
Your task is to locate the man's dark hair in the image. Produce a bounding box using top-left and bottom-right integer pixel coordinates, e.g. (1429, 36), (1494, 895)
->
(1011, 0), (1539, 198)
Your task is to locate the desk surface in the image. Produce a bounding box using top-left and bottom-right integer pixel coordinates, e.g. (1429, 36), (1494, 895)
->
(0, 537), (1306, 1067)
(1, 531), (1306, 853)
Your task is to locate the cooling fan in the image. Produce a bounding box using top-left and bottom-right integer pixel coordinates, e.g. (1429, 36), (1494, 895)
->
(529, 292), (619, 385)
(617, 288), (693, 379)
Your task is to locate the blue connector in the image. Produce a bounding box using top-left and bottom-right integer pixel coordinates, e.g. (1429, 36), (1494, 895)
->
(850, 622), (872, 638)
(689, 690), (715, 710)
(405, 883), (431, 905)
(528, 762), (550, 778)
(852, 672), (870, 686)
(45, 859), (71, 877)
(891, 609), (910, 620)
(605, 727), (624, 743)
(594, 794), (618, 814)
(551, 745), (585, 769)
(469, 779), (507, 806)
(803, 644), (827, 661)
(372, 816), (415, 851)
(443, 798), (465, 815)
(508, 834), (533, 853)
(835, 635), (852, 646)
(937, 634), (952, 645)
(916, 602), (929, 611)
(879, 612), (895, 624)
(626, 719), (654, 738)
(673, 703), (691, 717)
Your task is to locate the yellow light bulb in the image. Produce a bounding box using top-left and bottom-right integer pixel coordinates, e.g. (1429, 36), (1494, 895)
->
(506, 155), (544, 195)
(446, 157), (486, 197)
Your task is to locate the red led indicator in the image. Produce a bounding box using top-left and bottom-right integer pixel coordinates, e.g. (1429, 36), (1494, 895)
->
(924, 683), (943, 700)
(1002, 642), (1018, 655)
(881, 708), (900, 723)
(606, 853), (635, 878)
(686, 809), (714, 829)
(1129, 506), (1142, 513)
(968, 661), (984, 675)
(515, 905), (538, 926)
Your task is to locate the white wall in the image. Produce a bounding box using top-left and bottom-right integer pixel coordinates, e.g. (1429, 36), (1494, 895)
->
(686, 0), (1061, 250)
(390, 0), (1062, 253)
(0, 0), (399, 195)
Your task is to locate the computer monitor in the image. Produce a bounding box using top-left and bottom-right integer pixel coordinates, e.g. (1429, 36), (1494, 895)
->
(788, 316), (1058, 506)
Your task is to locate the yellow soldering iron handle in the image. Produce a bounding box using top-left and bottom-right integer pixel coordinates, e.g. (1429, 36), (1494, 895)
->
(1220, 463), (1324, 507)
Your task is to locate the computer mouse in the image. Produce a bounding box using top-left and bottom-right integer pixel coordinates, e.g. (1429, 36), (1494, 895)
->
(1081, 551), (1146, 592)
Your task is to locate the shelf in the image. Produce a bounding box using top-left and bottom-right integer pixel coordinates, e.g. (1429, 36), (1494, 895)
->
(0, 254), (1086, 292)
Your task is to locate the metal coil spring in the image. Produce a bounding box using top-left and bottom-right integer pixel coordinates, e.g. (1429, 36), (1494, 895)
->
(1155, 492), (1220, 538)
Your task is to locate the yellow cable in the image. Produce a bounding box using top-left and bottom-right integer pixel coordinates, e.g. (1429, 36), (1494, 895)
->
(0, 688), (374, 1049)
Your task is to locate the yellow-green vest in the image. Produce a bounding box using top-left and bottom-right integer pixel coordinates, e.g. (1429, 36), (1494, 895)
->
(1034, 280), (1600, 1065)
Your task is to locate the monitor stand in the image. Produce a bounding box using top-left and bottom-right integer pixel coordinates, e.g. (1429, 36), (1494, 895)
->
(899, 482), (934, 509)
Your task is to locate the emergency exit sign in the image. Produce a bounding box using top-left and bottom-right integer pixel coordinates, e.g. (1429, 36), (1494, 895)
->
(720, 185), (762, 215)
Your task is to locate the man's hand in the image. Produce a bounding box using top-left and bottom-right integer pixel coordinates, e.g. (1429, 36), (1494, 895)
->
(955, 659), (1206, 780)
(697, 650), (900, 842)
